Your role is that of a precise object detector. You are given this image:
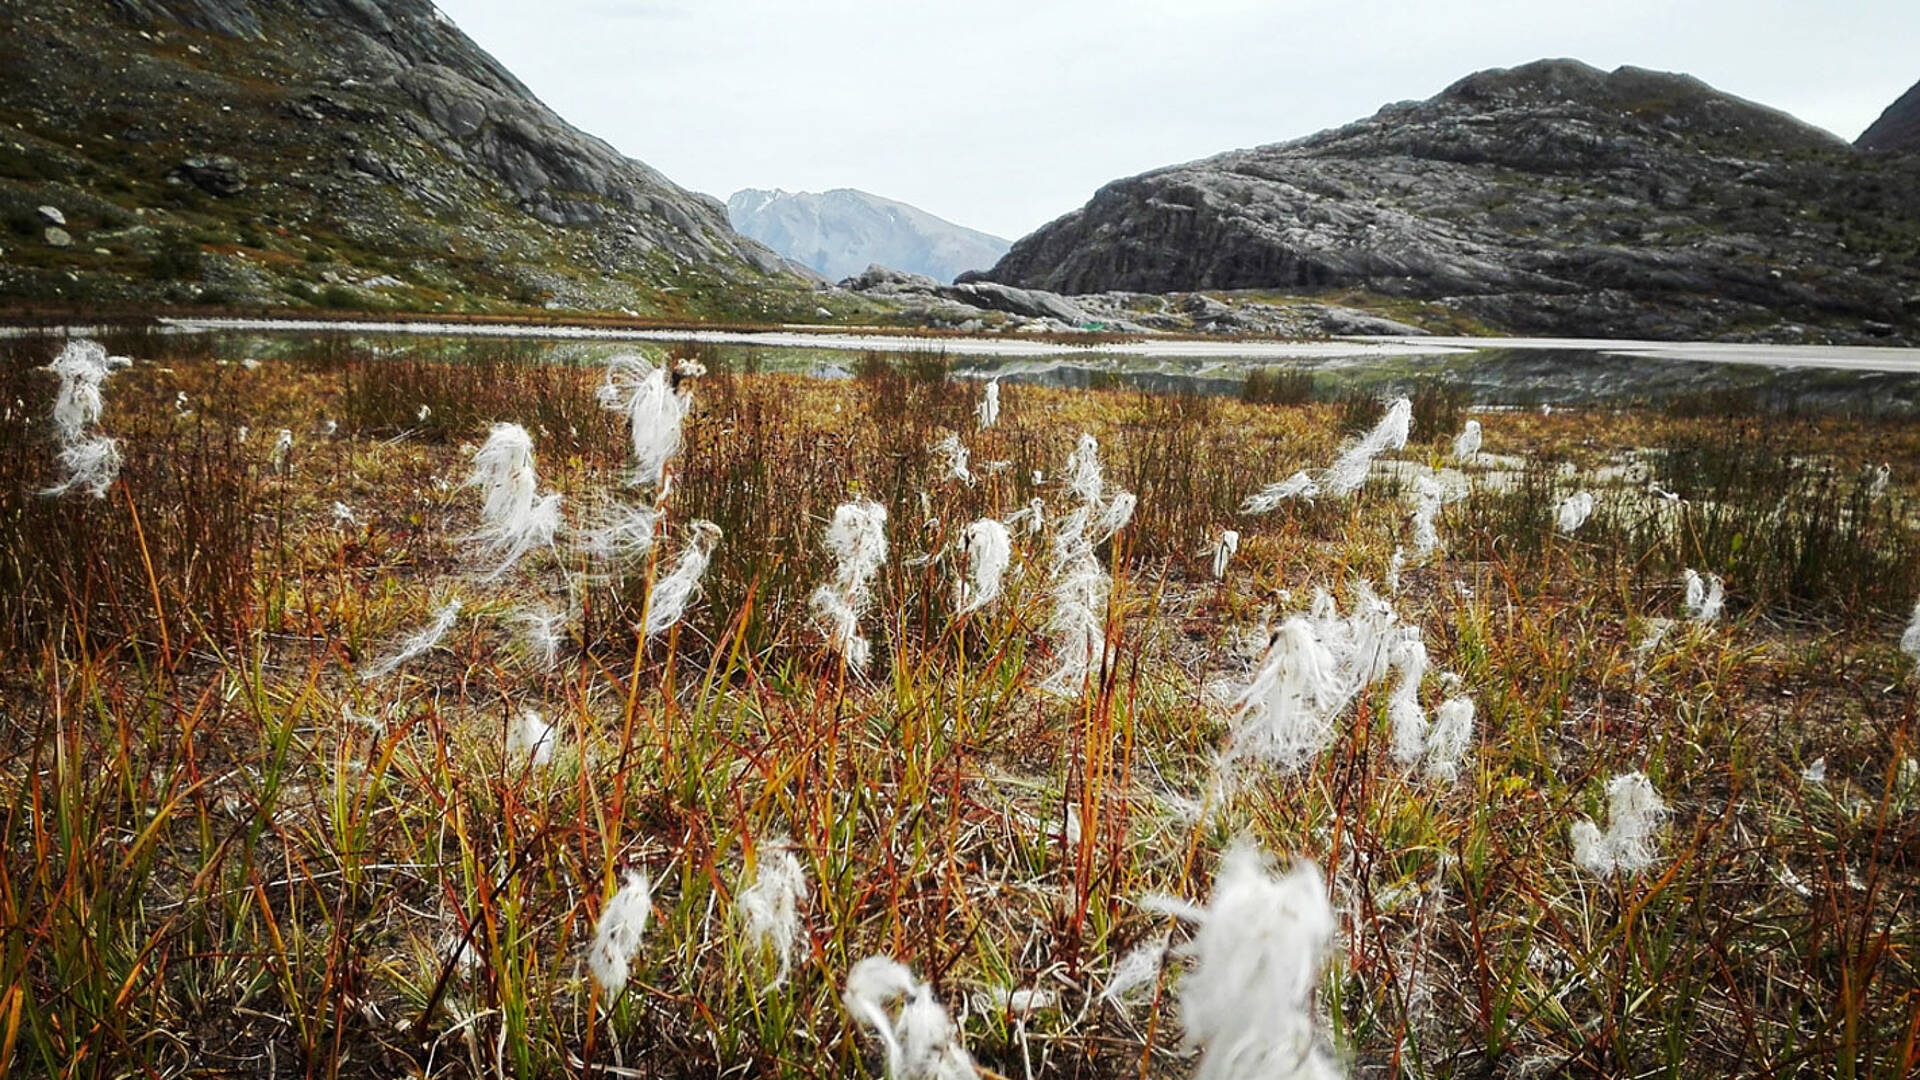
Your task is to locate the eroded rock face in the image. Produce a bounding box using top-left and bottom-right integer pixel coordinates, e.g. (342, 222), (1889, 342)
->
(171, 155), (247, 196)
(3, 0), (811, 310)
(1858, 79), (1920, 154)
(972, 59), (1920, 342)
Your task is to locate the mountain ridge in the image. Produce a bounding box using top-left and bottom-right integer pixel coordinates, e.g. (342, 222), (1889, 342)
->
(727, 187), (1009, 284)
(969, 59), (1920, 342)
(0, 0), (843, 319)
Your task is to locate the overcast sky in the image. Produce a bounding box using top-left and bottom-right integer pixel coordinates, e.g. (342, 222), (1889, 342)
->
(434, 1), (1917, 240)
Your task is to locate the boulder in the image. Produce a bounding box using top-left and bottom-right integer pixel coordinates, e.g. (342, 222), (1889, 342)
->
(170, 155), (248, 196)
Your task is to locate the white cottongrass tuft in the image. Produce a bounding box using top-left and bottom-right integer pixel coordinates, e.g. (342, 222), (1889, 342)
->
(506, 708), (557, 767)
(271, 429), (294, 474)
(360, 599), (462, 681)
(1100, 935), (1168, 1013)
(1407, 475), (1446, 557)
(41, 340), (127, 498)
(1005, 496), (1045, 537)
(574, 500), (659, 565)
(957, 518), (1012, 614)
(931, 432), (973, 485)
(1039, 435), (1132, 697)
(1065, 432), (1106, 505)
(464, 423), (561, 578)
(45, 339), (122, 443)
(598, 352), (691, 487)
(511, 606), (567, 668)
(1165, 841), (1341, 1080)
(1230, 618), (1347, 769)
(811, 499), (889, 671)
(1386, 636), (1430, 770)
(735, 838), (808, 989)
(1212, 529), (1240, 580)
(977, 380), (1001, 429)
(1570, 771), (1669, 878)
(588, 869), (653, 1005)
(1320, 396), (1411, 498)
(1801, 757), (1826, 784)
(1555, 491), (1595, 534)
(45, 435), (122, 498)
(1452, 419), (1482, 462)
(1901, 600), (1920, 676)
(1240, 470), (1318, 515)
(1423, 696), (1475, 783)
(842, 956), (976, 1080)
(1682, 569), (1725, 623)
(644, 520), (722, 638)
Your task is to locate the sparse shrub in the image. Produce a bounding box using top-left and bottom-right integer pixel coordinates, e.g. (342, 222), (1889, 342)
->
(1241, 367), (1316, 406)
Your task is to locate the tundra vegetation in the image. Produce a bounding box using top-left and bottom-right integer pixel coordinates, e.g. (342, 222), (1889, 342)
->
(2, 329), (1917, 1079)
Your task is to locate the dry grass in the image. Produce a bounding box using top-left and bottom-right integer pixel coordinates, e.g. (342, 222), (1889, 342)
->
(2, 331), (1917, 1079)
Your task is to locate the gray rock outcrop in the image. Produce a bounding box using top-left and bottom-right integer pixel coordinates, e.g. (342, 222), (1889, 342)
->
(1857, 78), (1920, 153)
(2, 0), (820, 313)
(970, 59), (1920, 342)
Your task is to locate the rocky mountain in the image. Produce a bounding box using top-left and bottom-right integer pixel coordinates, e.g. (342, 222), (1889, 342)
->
(970, 60), (1920, 342)
(1858, 79), (1920, 153)
(0, 0), (846, 319)
(728, 188), (1009, 284)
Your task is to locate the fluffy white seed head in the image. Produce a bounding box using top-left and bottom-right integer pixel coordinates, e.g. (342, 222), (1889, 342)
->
(842, 956), (975, 1080)
(1242, 470), (1319, 515)
(45, 339), (117, 443)
(1682, 570), (1725, 623)
(1387, 636), (1430, 769)
(736, 838), (808, 989)
(1100, 935), (1168, 1013)
(588, 869), (653, 1004)
(1005, 496), (1045, 537)
(1452, 419), (1482, 462)
(1901, 600), (1920, 676)
(43, 433), (122, 498)
(1066, 432), (1105, 506)
(1424, 696), (1475, 783)
(1038, 553), (1109, 697)
(1555, 492), (1595, 534)
(1408, 475), (1446, 557)
(1571, 771), (1669, 877)
(1212, 529), (1240, 580)
(575, 500), (659, 565)
(1173, 842), (1341, 1080)
(1319, 397), (1411, 499)
(957, 518), (1012, 614)
(644, 520), (722, 638)
(465, 423), (560, 578)
(932, 432), (973, 485)
(1094, 490), (1137, 543)
(1231, 618), (1346, 769)
(976, 380), (1001, 429)
(599, 353), (689, 488)
(813, 500), (888, 669)
(507, 708), (557, 767)
(512, 606), (567, 669)
(360, 599), (462, 681)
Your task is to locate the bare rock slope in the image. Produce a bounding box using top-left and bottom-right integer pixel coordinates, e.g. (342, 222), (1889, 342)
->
(0, 0), (832, 317)
(728, 188), (1008, 284)
(971, 60), (1920, 342)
